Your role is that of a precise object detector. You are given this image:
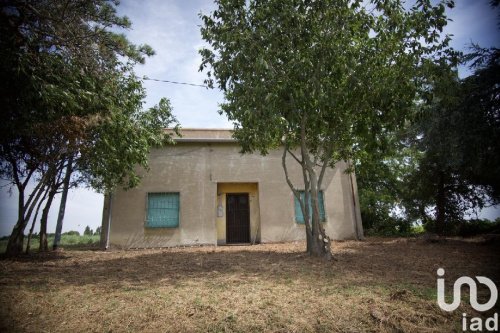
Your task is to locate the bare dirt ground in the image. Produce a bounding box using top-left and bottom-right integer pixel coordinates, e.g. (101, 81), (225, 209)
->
(0, 237), (499, 332)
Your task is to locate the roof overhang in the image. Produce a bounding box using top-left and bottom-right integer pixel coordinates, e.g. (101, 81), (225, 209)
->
(166, 128), (237, 143)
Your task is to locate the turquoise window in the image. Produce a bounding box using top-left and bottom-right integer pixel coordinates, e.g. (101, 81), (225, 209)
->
(294, 191), (326, 224)
(146, 192), (180, 228)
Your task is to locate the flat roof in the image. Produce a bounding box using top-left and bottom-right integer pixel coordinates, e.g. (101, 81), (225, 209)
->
(167, 128), (236, 143)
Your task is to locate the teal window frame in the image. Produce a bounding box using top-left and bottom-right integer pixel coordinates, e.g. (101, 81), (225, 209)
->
(294, 190), (326, 224)
(146, 192), (180, 228)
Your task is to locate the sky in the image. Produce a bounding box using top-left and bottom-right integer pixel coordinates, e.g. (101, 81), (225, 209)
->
(0, 0), (499, 237)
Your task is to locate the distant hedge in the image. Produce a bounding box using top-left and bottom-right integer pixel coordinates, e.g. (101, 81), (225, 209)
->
(62, 231), (80, 236)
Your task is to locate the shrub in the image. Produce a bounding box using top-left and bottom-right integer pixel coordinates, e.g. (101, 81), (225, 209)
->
(363, 214), (416, 237)
(422, 218), (463, 236)
(63, 231), (80, 236)
(457, 219), (499, 237)
(84, 226), (93, 236)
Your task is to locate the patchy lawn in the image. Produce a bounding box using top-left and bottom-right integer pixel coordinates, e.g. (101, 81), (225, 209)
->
(0, 238), (498, 332)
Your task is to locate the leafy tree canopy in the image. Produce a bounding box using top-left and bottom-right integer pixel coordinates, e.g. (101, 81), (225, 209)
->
(0, 0), (177, 255)
(200, 0), (456, 257)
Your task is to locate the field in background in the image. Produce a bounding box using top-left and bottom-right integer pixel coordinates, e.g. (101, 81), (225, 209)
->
(0, 234), (100, 253)
(0, 238), (499, 332)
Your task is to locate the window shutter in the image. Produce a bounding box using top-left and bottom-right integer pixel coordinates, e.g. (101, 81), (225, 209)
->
(294, 191), (326, 224)
(146, 193), (180, 228)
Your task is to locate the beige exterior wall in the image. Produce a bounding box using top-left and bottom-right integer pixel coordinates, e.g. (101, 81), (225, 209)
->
(104, 132), (363, 248)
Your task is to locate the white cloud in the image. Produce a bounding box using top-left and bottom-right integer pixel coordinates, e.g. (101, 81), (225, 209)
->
(117, 0), (229, 128)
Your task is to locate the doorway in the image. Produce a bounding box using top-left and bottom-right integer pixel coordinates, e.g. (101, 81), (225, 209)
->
(226, 193), (250, 243)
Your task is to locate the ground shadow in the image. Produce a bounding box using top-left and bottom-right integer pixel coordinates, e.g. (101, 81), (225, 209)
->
(1, 238), (498, 292)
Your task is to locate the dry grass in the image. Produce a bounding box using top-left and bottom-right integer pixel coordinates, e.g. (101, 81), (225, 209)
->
(0, 237), (499, 332)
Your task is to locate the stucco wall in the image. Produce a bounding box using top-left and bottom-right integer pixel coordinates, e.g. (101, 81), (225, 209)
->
(104, 141), (362, 248)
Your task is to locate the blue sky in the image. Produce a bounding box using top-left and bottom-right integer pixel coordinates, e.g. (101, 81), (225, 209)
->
(0, 0), (499, 236)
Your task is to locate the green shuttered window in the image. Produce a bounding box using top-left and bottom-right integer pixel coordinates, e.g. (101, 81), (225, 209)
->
(146, 192), (180, 228)
(294, 191), (326, 224)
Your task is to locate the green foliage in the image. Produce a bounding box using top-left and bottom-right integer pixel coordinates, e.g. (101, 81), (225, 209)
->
(84, 226), (93, 236)
(0, 0), (177, 254)
(0, 233), (99, 254)
(399, 58), (498, 235)
(0, 0), (177, 192)
(201, 0), (454, 160)
(458, 47), (500, 199)
(392, 1), (500, 236)
(420, 218), (500, 237)
(457, 218), (500, 237)
(357, 135), (420, 236)
(359, 47), (499, 237)
(363, 216), (416, 237)
(63, 231), (80, 237)
(81, 97), (178, 191)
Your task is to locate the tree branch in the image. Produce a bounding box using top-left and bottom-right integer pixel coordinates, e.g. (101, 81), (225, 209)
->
(318, 142), (334, 190)
(286, 147), (302, 164)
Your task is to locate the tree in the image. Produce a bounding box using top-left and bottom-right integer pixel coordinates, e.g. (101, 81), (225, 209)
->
(200, 0), (454, 258)
(0, 0), (177, 255)
(400, 52), (499, 235)
(356, 137), (417, 235)
(459, 46), (500, 199)
(84, 226), (93, 236)
(53, 155), (73, 250)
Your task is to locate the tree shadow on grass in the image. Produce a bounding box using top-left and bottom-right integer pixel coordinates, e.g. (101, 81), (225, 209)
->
(0, 238), (498, 292)
(0, 251), (70, 262)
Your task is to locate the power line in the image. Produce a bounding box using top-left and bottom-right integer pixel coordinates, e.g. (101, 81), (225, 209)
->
(143, 76), (208, 88)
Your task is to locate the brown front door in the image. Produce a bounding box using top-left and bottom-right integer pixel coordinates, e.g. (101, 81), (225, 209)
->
(226, 193), (250, 243)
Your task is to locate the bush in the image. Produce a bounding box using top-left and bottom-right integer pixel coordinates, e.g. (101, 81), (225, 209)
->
(411, 224), (425, 234)
(422, 218), (463, 236)
(421, 218), (499, 237)
(63, 230), (80, 236)
(363, 214), (417, 237)
(84, 226), (93, 236)
(457, 219), (500, 237)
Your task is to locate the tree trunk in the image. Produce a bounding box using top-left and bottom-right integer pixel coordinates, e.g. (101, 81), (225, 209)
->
(299, 124), (332, 260)
(5, 169), (51, 256)
(301, 167), (313, 254)
(305, 162), (332, 260)
(6, 189), (27, 255)
(26, 200), (43, 254)
(26, 186), (50, 254)
(435, 172), (446, 236)
(25, 219), (36, 254)
(281, 119), (333, 260)
(6, 223), (26, 256)
(53, 155), (73, 250)
(39, 190), (57, 252)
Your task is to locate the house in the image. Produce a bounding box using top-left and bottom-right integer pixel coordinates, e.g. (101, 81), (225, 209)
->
(100, 129), (363, 249)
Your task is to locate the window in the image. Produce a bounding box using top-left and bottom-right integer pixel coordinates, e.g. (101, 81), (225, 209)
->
(294, 191), (326, 224)
(146, 192), (180, 228)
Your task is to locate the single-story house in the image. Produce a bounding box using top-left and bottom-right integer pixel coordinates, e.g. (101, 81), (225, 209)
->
(100, 129), (363, 249)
